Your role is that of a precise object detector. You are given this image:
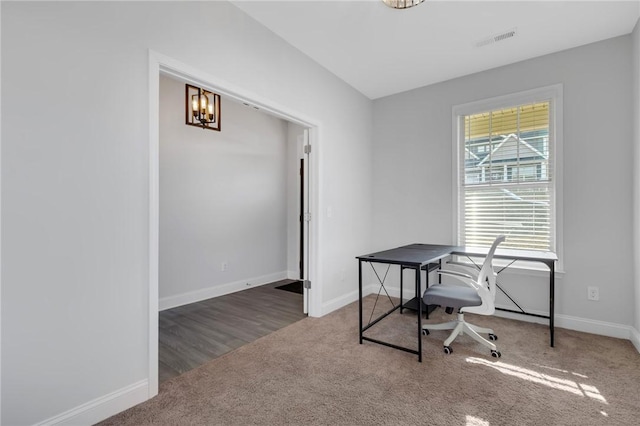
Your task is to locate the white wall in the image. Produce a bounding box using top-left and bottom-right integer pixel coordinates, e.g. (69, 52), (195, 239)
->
(632, 18), (640, 346)
(159, 75), (289, 306)
(372, 36), (635, 330)
(1, 2), (373, 424)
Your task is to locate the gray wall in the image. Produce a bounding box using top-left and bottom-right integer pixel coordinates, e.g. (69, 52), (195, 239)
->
(372, 36), (635, 327)
(159, 75), (290, 305)
(1, 2), (373, 424)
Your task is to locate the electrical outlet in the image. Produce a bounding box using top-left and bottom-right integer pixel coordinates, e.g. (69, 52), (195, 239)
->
(587, 286), (599, 301)
(221, 262), (228, 272)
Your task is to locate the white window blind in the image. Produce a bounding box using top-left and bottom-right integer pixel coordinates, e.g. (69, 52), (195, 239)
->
(458, 101), (555, 251)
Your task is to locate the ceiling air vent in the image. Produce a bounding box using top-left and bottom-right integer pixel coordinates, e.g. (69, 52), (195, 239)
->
(475, 28), (517, 48)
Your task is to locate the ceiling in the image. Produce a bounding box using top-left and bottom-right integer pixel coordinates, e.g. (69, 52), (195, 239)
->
(233, 0), (640, 99)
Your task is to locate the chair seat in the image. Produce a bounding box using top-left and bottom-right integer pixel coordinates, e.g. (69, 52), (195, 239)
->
(423, 285), (482, 311)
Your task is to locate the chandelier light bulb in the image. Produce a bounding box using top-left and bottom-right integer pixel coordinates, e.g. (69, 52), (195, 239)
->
(383, 0), (425, 10)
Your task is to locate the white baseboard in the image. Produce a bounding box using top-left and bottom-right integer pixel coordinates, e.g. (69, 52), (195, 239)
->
(35, 380), (149, 426)
(286, 270), (302, 280)
(320, 284), (417, 316)
(492, 306), (550, 325)
(629, 326), (640, 353)
(365, 283), (419, 300)
(321, 289), (359, 315)
(554, 314), (635, 340)
(495, 308), (637, 345)
(159, 271), (288, 311)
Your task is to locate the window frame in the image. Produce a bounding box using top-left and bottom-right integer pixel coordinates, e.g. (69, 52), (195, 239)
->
(451, 85), (564, 271)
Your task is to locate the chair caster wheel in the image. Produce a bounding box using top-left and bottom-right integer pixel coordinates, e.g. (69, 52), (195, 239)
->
(422, 329), (429, 336)
(491, 350), (501, 358)
(489, 333), (498, 341)
(443, 346), (452, 355)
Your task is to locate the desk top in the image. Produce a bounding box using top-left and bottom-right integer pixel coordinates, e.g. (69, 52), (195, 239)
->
(357, 243), (557, 266)
(356, 244), (460, 267)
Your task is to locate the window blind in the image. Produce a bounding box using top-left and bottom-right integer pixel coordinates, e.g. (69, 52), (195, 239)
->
(459, 101), (554, 251)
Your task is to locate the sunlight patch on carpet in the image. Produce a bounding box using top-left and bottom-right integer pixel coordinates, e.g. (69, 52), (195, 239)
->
(466, 357), (608, 404)
(534, 363), (589, 379)
(466, 415), (490, 425)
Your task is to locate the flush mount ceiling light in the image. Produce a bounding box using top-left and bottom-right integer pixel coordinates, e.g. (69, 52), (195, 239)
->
(383, 0), (424, 9)
(185, 84), (221, 131)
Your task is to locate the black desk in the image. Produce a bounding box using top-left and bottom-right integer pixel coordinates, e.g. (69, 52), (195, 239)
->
(357, 244), (460, 362)
(357, 244), (557, 362)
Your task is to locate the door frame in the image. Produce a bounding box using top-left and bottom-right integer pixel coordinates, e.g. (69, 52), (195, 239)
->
(299, 157), (304, 280)
(148, 50), (322, 398)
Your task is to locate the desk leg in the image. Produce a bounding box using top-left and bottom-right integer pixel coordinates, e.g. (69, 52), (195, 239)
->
(359, 260), (363, 344)
(549, 261), (555, 348)
(417, 266), (423, 363)
(400, 266), (404, 314)
(425, 266), (430, 320)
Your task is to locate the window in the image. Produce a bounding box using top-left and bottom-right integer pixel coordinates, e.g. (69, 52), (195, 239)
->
(453, 86), (562, 254)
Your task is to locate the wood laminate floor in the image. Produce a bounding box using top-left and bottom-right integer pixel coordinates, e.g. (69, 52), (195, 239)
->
(159, 279), (306, 383)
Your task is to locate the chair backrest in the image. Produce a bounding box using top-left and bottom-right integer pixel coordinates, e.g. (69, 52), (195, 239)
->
(468, 235), (505, 315)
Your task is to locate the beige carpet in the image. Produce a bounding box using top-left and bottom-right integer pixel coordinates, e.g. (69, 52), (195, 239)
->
(101, 296), (640, 425)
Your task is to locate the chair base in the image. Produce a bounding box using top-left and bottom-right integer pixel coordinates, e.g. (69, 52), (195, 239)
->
(422, 313), (497, 352)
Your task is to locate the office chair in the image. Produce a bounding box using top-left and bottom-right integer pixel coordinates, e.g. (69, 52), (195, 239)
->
(421, 235), (506, 357)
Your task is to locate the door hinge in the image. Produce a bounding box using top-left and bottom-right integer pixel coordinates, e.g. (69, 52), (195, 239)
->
(304, 144), (311, 154)
(304, 212), (311, 222)
(303, 280), (311, 289)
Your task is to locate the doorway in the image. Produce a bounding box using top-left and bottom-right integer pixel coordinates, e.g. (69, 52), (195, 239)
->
(158, 278), (306, 382)
(149, 50), (319, 395)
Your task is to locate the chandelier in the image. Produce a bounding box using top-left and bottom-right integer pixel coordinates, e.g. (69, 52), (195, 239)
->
(185, 84), (221, 131)
(383, 0), (425, 9)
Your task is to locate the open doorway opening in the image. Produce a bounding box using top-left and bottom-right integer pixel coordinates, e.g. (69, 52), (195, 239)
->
(149, 54), (317, 390)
